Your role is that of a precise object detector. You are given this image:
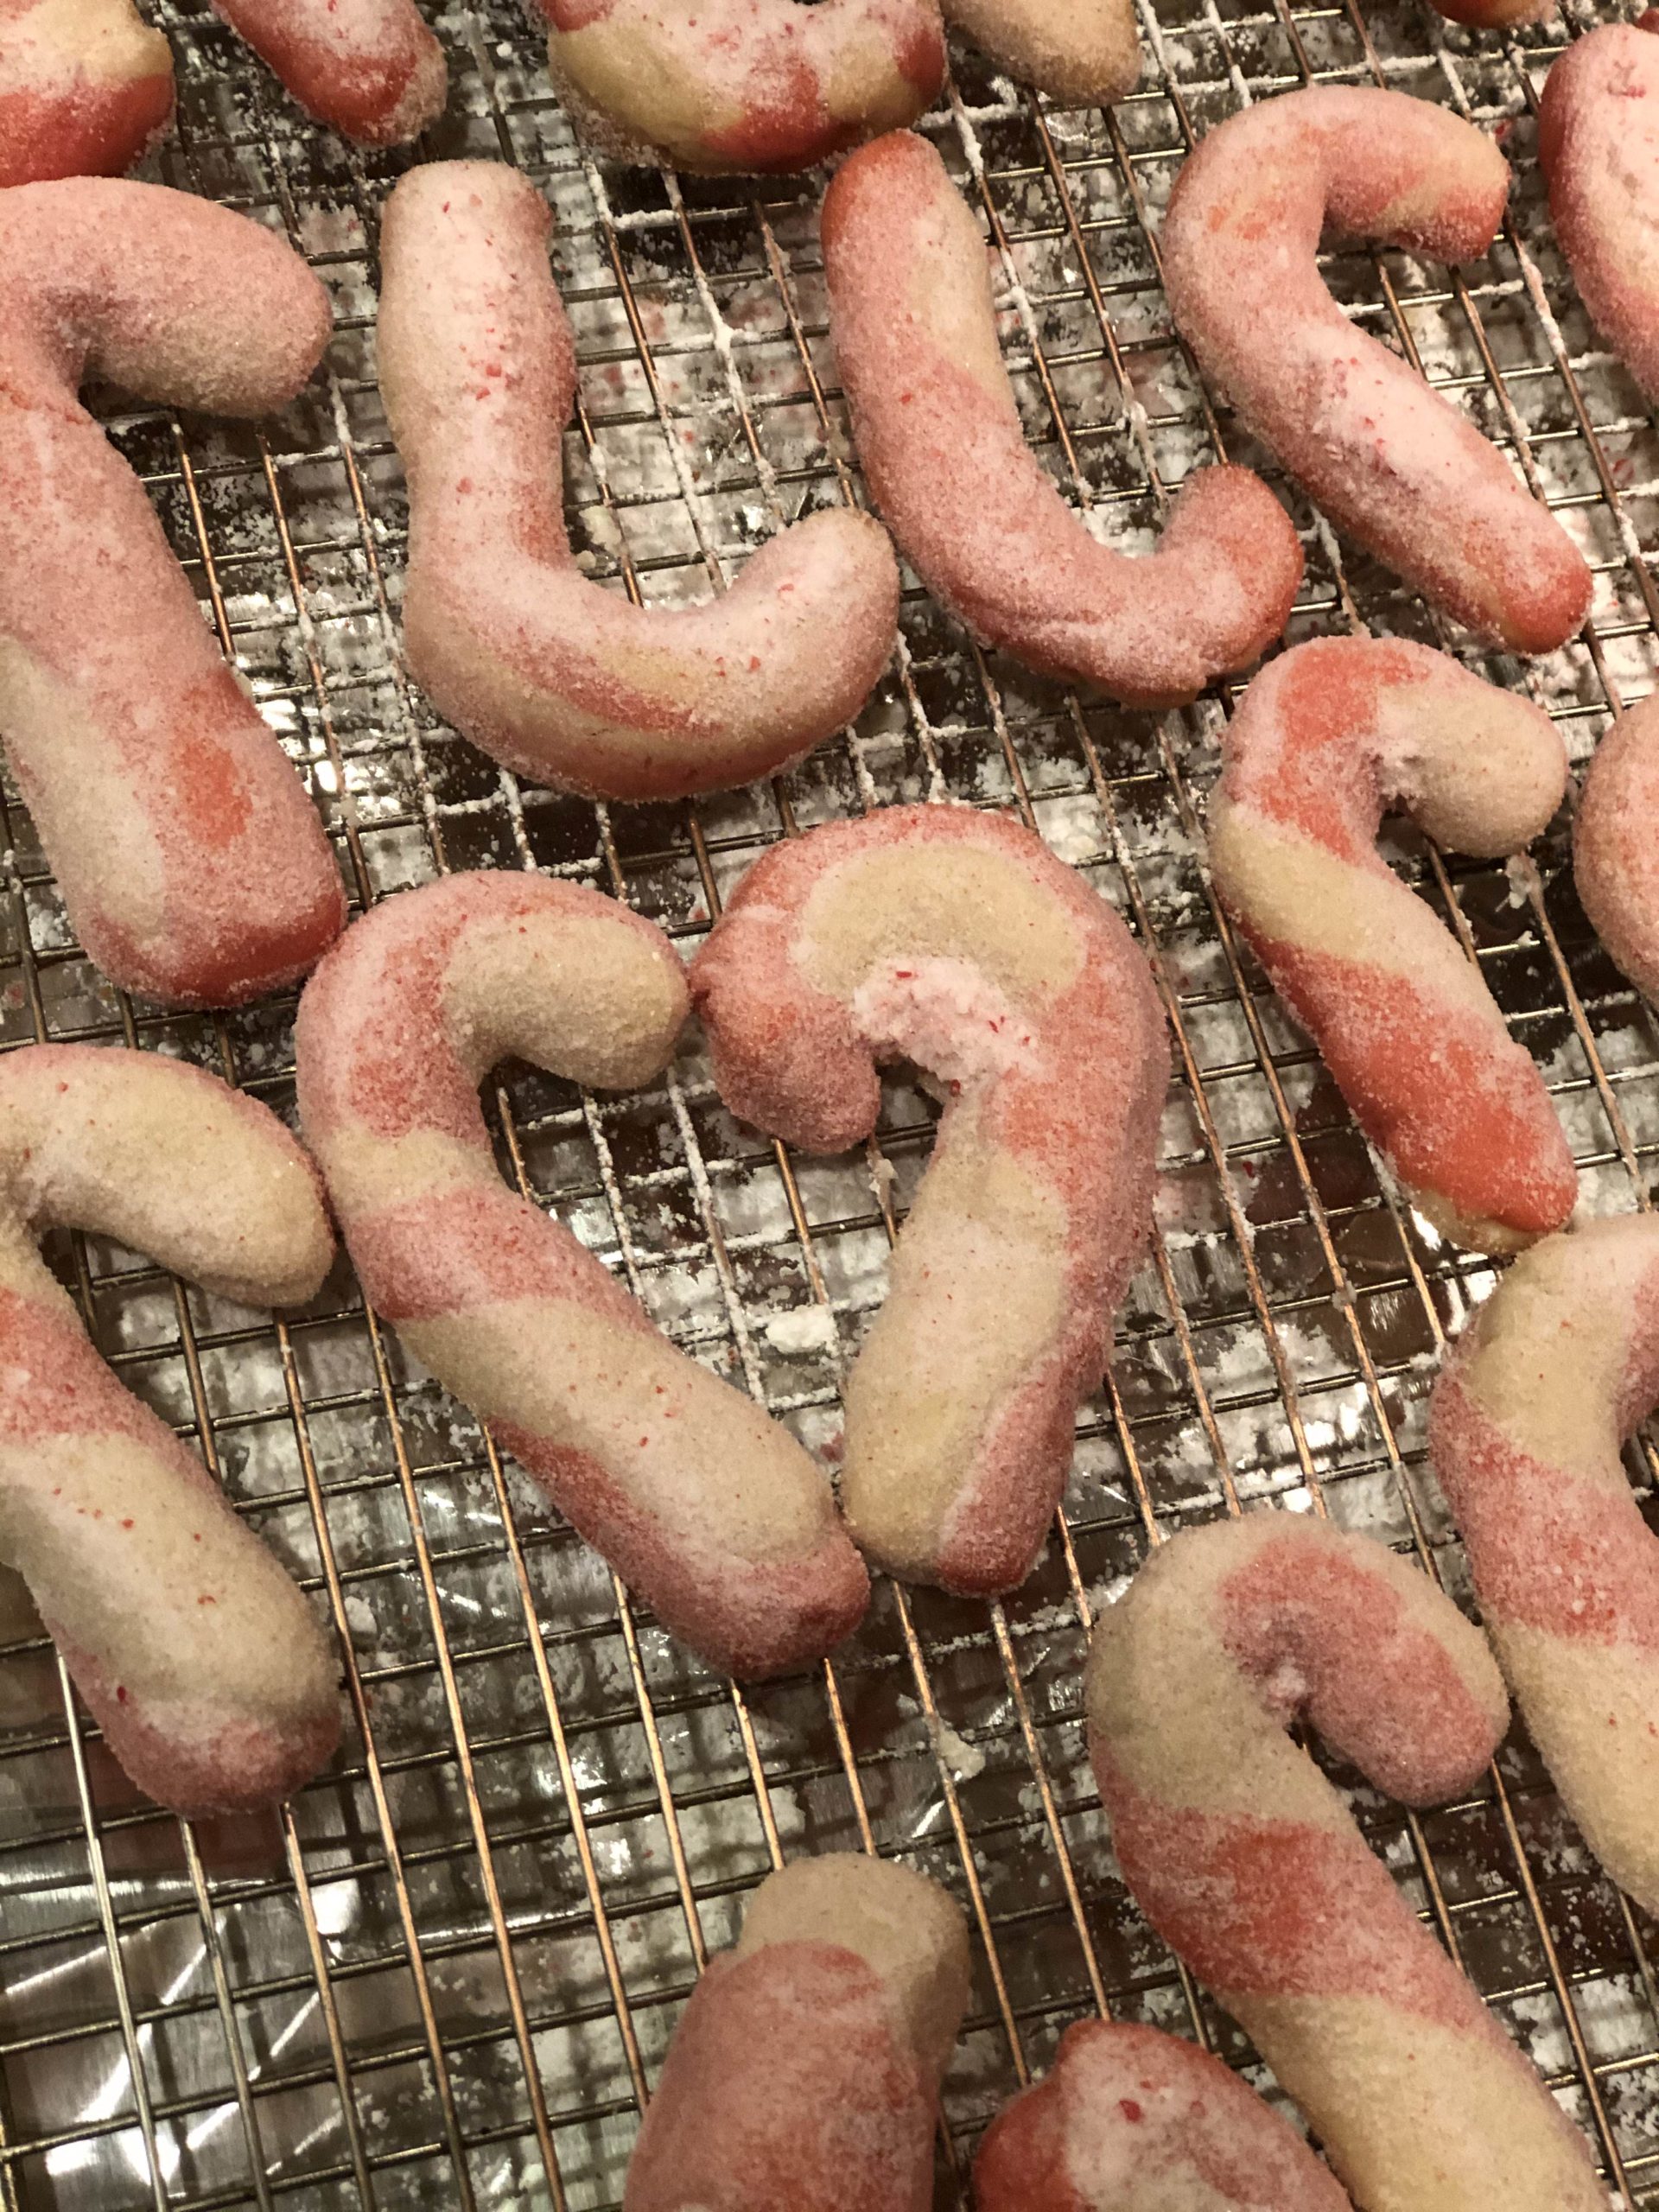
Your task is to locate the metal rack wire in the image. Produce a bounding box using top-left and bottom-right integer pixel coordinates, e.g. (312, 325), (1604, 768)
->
(2, 0), (1657, 2202)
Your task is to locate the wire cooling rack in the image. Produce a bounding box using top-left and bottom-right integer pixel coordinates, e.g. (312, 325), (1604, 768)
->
(2, 0), (1657, 2203)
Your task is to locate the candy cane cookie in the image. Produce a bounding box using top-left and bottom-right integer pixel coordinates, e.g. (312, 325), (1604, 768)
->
(941, 0), (1139, 104)
(1429, 1215), (1659, 1913)
(296, 871), (869, 1681)
(974, 2019), (1350, 2212)
(1161, 88), (1592, 655)
(0, 0), (172, 185)
(625, 1853), (970, 2212)
(0, 180), (346, 1006)
(1087, 1516), (1605, 2212)
(821, 132), (1302, 709)
(378, 162), (899, 801)
(211, 0), (445, 146)
(1207, 638), (1574, 1252)
(540, 0), (944, 175)
(690, 805), (1169, 1595)
(0, 1045), (340, 1815)
(1575, 692), (1659, 1004)
(1540, 16), (1659, 404)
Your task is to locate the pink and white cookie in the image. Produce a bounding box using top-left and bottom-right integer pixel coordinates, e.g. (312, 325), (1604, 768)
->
(296, 870), (868, 1681)
(1575, 691), (1659, 1003)
(1540, 16), (1659, 399)
(213, 0), (444, 145)
(1429, 1215), (1659, 1913)
(1161, 87), (1592, 654)
(974, 2019), (1349, 2212)
(0, 0), (172, 184)
(690, 804), (1169, 1595)
(941, 0), (1139, 102)
(0, 1044), (339, 1815)
(0, 179), (346, 1006)
(822, 131), (1302, 709)
(1207, 637), (1574, 1251)
(1087, 1515), (1605, 2212)
(377, 162), (899, 802)
(625, 1853), (970, 2212)
(538, 0), (944, 174)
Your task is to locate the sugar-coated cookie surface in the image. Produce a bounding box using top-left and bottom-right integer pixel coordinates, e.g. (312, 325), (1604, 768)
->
(690, 804), (1169, 1596)
(212, 0), (444, 144)
(1208, 638), (1573, 1252)
(0, 1045), (339, 1815)
(1432, 0), (1548, 20)
(1161, 88), (1592, 654)
(974, 2019), (1349, 2211)
(940, 0), (1139, 103)
(1575, 692), (1659, 1003)
(1540, 18), (1659, 403)
(1429, 1217), (1659, 1914)
(0, 180), (346, 1007)
(1087, 1516), (1604, 2212)
(822, 133), (1302, 709)
(377, 162), (899, 802)
(0, 0), (172, 183)
(296, 872), (868, 1680)
(625, 1854), (970, 2212)
(539, 0), (943, 173)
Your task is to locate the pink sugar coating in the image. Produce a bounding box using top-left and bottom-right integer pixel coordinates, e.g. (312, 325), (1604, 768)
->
(0, 0), (174, 185)
(939, 0), (1140, 105)
(1161, 86), (1592, 654)
(296, 871), (869, 1681)
(624, 1945), (937, 2212)
(377, 162), (899, 801)
(1433, 1307), (1659, 1651)
(0, 1044), (339, 1815)
(1087, 1516), (1605, 2210)
(625, 1855), (969, 2212)
(690, 804), (1169, 1594)
(1428, 1215), (1659, 1912)
(212, 0), (444, 145)
(1211, 637), (1574, 1249)
(1096, 1530), (1504, 2013)
(1210, 1532), (1507, 1812)
(541, 0), (944, 175)
(0, 0), (441, 158)
(1575, 692), (1659, 1004)
(822, 131), (1302, 709)
(1540, 22), (1659, 403)
(974, 2020), (1348, 2212)
(0, 180), (345, 1007)
(294, 869), (686, 1152)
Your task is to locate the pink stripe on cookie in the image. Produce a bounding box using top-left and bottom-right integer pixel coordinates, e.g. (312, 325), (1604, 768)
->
(1087, 1515), (1604, 2211)
(0, 1044), (338, 1815)
(1430, 1215), (1659, 1913)
(692, 804), (1168, 1596)
(296, 870), (868, 1681)
(0, 180), (343, 1006)
(1207, 636), (1573, 1251)
(1161, 88), (1590, 652)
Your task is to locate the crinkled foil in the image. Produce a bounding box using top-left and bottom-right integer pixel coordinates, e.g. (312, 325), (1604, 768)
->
(1, 0), (1656, 2204)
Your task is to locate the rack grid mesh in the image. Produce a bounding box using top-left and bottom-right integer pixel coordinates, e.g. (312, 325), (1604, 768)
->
(2, 0), (1657, 2203)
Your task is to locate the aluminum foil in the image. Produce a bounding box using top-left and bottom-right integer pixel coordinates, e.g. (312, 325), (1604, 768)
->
(1, 0), (1656, 2204)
